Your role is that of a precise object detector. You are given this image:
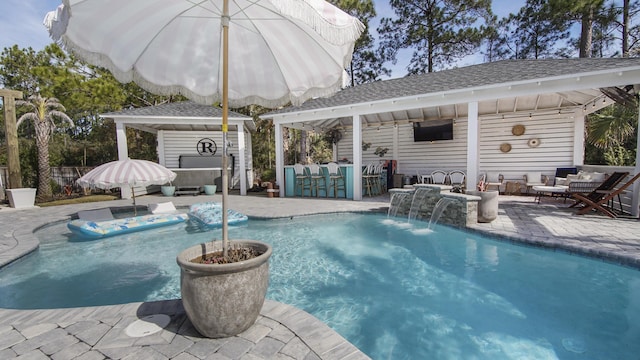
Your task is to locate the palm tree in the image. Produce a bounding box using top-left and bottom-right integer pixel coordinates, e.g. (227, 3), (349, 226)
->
(16, 95), (73, 200)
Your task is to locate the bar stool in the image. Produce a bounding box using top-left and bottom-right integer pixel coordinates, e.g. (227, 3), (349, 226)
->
(293, 163), (310, 196)
(307, 163), (327, 197)
(326, 162), (346, 198)
(363, 163), (378, 196)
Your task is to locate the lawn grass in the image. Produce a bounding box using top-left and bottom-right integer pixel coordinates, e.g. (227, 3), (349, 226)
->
(37, 194), (119, 207)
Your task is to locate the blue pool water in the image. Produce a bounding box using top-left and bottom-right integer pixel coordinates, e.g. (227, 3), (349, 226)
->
(1, 212), (639, 359)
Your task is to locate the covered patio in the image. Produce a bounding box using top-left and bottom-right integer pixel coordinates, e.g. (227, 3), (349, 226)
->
(101, 101), (255, 198)
(264, 58), (640, 216)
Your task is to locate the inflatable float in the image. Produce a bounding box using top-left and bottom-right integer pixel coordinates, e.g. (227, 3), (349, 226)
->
(68, 213), (188, 239)
(188, 202), (248, 228)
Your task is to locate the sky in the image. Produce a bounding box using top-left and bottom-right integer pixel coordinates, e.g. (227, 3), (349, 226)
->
(0, 0), (538, 79)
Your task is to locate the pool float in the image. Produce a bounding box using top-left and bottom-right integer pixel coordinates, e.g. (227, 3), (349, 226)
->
(188, 202), (249, 228)
(68, 213), (189, 239)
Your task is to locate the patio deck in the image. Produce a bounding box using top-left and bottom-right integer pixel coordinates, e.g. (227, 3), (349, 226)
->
(1, 192), (639, 359)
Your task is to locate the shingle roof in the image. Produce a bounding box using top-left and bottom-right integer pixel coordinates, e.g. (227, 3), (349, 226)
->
(102, 101), (251, 119)
(267, 58), (640, 115)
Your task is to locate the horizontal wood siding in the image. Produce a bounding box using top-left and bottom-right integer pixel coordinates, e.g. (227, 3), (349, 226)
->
(336, 114), (577, 181)
(480, 114), (576, 179)
(161, 131), (244, 188)
(396, 120), (467, 176)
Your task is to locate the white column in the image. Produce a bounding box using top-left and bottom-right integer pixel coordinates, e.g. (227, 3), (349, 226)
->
(392, 123), (399, 160)
(246, 130), (254, 190)
(352, 115), (362, 200)
(275, 123), (284, 192)
(157, 130), (166, 167)
(115, 121), (131, 199)
(632, 99), (640, 217)
(466, 102), (479, 189)
(573, 110), (586, 166)
(237, 126), (247, 195)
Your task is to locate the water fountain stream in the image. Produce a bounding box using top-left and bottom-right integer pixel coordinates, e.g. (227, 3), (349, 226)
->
(387, 192), (410, 218)
(428, 198), (456, 229)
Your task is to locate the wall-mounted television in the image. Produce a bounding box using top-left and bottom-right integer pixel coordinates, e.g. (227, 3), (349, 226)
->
(413, 119), (454, 142)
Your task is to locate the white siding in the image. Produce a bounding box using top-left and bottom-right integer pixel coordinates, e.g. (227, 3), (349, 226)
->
(160, 130), (250, 189)
(479, 114), (575, 179)
(336, 113), (576, 181)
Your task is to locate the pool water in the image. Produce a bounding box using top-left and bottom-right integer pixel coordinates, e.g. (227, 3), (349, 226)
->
(1, 213), (640, 360)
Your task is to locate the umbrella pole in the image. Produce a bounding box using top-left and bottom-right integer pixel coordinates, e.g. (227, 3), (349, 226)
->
(221, 0), (230, 258)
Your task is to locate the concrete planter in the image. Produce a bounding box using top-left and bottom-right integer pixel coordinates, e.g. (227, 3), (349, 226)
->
(203, 184), (217, 195)
(466, 190), (499, 223)
(6, 188), (37, 208)
(176, 240), (272, 338)
(161, 185), (176, 196)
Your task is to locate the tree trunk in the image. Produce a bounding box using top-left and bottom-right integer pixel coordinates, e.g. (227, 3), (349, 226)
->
(1, 90), (23, 189)
(579, 5), (594, 58)
(623, 0), (630, 57)
(35, 122), (52, 200)
(299, 130), (308, 163)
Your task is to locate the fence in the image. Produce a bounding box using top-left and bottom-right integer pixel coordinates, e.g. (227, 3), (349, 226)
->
(0, 166), (97, 197)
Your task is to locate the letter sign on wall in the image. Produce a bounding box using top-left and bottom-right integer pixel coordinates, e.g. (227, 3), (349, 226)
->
(197, 138), (217, 156)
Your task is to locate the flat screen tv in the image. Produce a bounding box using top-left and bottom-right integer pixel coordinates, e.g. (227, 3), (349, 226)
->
(413, 119), (454, 142)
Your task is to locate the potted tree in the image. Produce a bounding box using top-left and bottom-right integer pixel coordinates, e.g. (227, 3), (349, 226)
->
(176, 239), (272, 338)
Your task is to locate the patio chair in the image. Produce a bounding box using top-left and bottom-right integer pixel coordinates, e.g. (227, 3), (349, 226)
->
(523, 172), (548, 194)
(574, 172), (639, 218)
(431, 170), (448, 185)
(448, 170), (466, 188)
(484, 172), (504, 192)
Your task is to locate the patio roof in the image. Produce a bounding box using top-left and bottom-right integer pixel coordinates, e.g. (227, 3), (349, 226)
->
(264, 58), (640, 130)
(102, 101), (255, 133)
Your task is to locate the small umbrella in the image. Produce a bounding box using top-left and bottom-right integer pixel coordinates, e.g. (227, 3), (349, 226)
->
(77, 158), (176, 215)
(46, 0), (363, 255)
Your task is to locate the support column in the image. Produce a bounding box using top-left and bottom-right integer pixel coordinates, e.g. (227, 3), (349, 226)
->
(632, 97), (640, 217)
(466, 102), (479, 190)
(1, 89), (23, 189)
(275, 123), (284, 193)
(237, 126), (247, 195)
(352, 115), (362, 200)
(115, 121), (131, 199)
(573, 110), (586, 166)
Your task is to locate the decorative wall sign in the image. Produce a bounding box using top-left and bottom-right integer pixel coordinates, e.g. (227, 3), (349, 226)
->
(528, 138), (541, 148)
(197, 138), (218, 156)
(500, 143), (512, 153)
(512, 124), (525, 136)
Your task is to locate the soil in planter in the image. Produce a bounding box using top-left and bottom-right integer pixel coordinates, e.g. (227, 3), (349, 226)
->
(192, 246), (261, 264)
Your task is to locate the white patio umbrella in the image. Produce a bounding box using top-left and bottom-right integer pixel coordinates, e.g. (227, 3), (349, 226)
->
(45, 0), (363, 254)
(77, 158), (177, 215)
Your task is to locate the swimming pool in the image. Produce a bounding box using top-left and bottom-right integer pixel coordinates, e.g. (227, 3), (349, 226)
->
(1, 212), (639, 359)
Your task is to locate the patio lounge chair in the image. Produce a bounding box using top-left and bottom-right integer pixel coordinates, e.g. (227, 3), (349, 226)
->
(573, 172), (640, 218)
(77, 208), (114, 221)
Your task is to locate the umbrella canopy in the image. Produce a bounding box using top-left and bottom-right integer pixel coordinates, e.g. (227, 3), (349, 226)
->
(77, 159), (176, 190)
(46, 0), (363, 251)
(77, 159), (176, 214)
(44, 0), (364, 108)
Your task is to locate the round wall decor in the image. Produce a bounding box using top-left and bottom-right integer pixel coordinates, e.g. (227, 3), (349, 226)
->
(512, 124), (526, 136)
(528, 138), (541, 148)
(500, 143), (512, 153)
